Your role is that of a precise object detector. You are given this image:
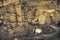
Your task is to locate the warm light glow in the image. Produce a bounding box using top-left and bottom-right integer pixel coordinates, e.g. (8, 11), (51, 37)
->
(35, 28), (42, 33)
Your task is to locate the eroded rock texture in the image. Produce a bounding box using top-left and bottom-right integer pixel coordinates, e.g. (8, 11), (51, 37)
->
(0, 0), (60, 40)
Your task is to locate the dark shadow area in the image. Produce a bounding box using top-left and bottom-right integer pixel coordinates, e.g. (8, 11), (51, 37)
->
(57, 0), (60, 5)
(0, 19), (3, 26)
(57, 21), (60, 27)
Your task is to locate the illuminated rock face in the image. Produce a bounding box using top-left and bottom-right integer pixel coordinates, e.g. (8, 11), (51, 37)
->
(24, 0), (60, 25)
(0, 0), (24, 38)
(0, 0), (60, 40)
